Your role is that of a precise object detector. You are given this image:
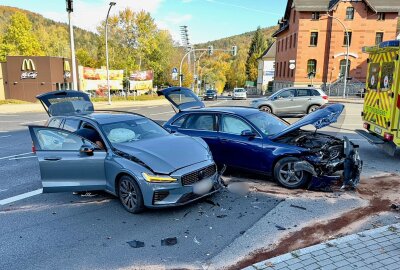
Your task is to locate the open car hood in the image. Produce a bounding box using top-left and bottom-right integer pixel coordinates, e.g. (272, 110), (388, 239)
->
(269, 103), (345, 140)
(157, 87), (205, 111)
(37, 90), (94, 116)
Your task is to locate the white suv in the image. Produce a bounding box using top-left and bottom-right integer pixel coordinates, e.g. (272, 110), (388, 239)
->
(232, 88), (247, 100)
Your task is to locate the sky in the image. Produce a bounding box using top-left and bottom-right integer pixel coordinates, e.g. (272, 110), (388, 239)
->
(0, 0), (286, 44)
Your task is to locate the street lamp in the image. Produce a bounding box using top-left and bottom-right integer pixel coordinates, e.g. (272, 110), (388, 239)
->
(66, 0), (78, 90)
(106, 2), (116, 105)
(326, 12), (350, 98)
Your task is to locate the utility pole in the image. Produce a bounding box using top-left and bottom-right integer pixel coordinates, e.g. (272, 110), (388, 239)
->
(105, 2), (116, 105)
(326, 13), (349, 98)
(66, 0), (77, 90)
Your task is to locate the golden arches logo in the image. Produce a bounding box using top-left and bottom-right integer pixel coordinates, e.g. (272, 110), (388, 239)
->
(64, 60), (71, 72)
(21, 59), (36, 71)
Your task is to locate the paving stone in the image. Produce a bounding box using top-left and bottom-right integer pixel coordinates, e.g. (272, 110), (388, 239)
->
(287, 262), (304, 270)
(333, 258), (350, 268)
(284, 258), (301, 266)
(300, 257), (317, 267)
(385, 263), (400, 270)
(320, 263), (337, 270)
(380, 257), (397, 266)
(305, 263), (321, 270)
(311, 249), (327, 257)
(316, 258), (333, 267)
(271, 262), (289, 269)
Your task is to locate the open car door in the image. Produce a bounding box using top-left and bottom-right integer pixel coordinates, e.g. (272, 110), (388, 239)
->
(29, 126), (107, 193)
(37, 90), (94, 116)
(157, 87), (205, 112)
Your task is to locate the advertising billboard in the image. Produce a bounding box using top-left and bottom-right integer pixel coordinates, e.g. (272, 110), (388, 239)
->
(129, 70), (153, 91)
(79, 66), (124, 95)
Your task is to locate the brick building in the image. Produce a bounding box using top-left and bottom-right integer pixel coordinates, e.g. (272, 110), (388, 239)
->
(273, 0), (400, 91)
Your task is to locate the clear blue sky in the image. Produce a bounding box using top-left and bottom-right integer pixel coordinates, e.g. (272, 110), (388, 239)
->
(0, 0), (287, 43)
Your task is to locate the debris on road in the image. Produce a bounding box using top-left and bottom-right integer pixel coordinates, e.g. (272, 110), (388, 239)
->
(204, 199), (220, 207)
(290, 204), (307, 210)
(275, 225), (286, 231)
(127, 240), (145, 248)
(161, 237), (177, 246)
(390, 204), (400, 211)
(193, 236), (201, 245)
(216, 214), (227, 218)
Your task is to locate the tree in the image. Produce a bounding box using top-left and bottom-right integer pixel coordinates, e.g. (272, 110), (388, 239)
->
(3, 11), (43, 56)
(245, 26), (268, 82)
(76, 48), (96, 67)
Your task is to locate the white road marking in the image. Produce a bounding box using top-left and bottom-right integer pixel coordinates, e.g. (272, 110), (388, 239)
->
(147, 106), (158, 109)
(0, 188), (43, 206)
(129, 108), (140, 111)
(150, 111), (175, 116)
(0, 120), (18, 123)
(20, 120), (47, 125)
(0, 189), (8, 192)
(210, 100), (228, 106)
(0, 135), (11, 138)
(8, 156), (36, 161)
(0, 152), (33, 161)
(0, 114), (20, 117)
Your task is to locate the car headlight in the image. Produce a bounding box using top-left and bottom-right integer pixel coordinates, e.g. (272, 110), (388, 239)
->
(142, 173), (177, 183)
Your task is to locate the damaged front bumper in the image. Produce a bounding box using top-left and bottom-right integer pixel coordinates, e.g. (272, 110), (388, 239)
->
(295, 136), (363, 191)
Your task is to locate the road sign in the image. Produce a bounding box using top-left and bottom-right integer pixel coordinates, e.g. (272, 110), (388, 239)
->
(172, 67), (178, 73)
(289, 63), (296, 70)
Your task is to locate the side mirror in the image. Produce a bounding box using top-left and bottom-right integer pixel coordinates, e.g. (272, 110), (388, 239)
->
(241, 130), (256, 138)
(80, 144), (94, 156)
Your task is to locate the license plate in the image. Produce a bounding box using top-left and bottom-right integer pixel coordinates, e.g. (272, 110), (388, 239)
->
(374, 126), (382, 134)
(193, 178), (213, 195)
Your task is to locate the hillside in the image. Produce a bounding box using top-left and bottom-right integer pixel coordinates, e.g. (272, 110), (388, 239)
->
(0, 5), (98, 59)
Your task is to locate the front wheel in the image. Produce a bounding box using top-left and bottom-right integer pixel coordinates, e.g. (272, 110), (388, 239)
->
(307, 105), (320, 114)
(274, 157), (310, 189)
(118, 175), (145, 213)
(259, 105), (272, 114)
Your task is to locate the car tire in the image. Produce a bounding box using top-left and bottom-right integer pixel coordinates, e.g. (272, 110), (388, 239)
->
(259, 105), (272, 114)
(274, 157), (310, 189)
(118, 175), (145, 214)
(307, 105), (320, 114)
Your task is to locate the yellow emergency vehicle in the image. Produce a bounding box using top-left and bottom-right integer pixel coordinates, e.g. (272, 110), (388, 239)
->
(356, 40), (400, 156)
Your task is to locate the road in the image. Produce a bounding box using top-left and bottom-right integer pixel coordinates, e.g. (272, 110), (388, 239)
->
(0, 98), (399, 269)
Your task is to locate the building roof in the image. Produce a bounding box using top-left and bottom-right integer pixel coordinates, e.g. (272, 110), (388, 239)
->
(259, 41), (276, 60)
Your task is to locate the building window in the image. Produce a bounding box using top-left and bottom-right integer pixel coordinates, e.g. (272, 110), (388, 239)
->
(277, 40), (280, 52)
(310, 32), (318, 46)
(294, 33), (297, 48)
(339, 59), (351, 78)
(293, 10), (296, 22)
(375, 32), (384, 45)
(279, 62), (282, 77)
(283, 62), (286, 78)
(346, 7), (354, 20)
(285, 37), (288, 50)
(307, 59), (317, 74)
(343, 31), (352, 46)
(291, 69), (294, 78)
(290, 35), (292, 48)
(311, 12), (320, 20)
(377, 13), (385, 21)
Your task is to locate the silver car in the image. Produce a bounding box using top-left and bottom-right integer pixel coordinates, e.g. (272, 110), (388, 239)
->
(29, 91), (220, 214)
(251, 87), (328, 115)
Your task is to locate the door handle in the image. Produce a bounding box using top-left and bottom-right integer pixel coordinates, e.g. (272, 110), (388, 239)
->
(220, 138), (229, 143)
(44, 157), (62, 161)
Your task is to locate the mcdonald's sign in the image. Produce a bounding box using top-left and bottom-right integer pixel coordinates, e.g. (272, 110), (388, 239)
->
(63, 60), (71, 79)
(20, 59), (38, 79)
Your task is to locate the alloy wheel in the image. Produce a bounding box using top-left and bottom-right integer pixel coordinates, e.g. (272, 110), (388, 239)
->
(119, 179), (138, 211)
(278, 162), (304, 186)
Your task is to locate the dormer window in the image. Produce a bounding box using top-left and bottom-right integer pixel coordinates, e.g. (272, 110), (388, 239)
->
(311, 12), (320, 20)
(377, 13), (385, 21)
(346, 7), (354, 20)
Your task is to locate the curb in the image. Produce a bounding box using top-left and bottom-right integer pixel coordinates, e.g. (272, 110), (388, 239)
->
(329, 99), (364, 104)
(246, 223), (400, 270)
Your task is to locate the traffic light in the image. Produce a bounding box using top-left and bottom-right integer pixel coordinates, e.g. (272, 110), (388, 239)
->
(231, 46), (237, 57)
(208, 45), (214, 56)
(66, 0), (73, 12)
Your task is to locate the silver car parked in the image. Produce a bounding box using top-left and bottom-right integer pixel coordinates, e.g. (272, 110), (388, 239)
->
(29, 91), (220, 214)
(251, 87), (328, 115)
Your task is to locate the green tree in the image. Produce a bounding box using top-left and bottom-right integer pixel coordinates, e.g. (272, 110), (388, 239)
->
(76, 48), (96, 67)
(3, 11), (43, 56)
(245, 26), (268, 82)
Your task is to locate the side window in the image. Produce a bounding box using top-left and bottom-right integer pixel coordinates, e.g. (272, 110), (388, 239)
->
(63, 119), (81, 132)
(48, 118), (63, 128)
(368, 63), (380, 90)
(171, 115), (188, 127)
(312, 89), (321, 96)
(380, 62), (395, 91)
(35, 129), (94, 151)
(220, 115), (253, 135)
(277, 90), (295, 99)
(297, 89), (311, 97)
(182, 114), (215, 131)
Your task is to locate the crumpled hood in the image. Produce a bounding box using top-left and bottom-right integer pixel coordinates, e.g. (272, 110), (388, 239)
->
(270, 104), (344, 140)
(113, 135), (211, 174)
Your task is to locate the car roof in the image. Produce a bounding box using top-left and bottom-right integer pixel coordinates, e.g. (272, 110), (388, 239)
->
(183, 106), (260, 116)
(73, 112), (144, 125)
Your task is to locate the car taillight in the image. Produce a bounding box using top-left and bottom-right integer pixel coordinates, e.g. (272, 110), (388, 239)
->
(363, 123), (370, 130)
(384, 132), (394, 141)
(32, 142), (36, 153)
(322, 95), (328, 100)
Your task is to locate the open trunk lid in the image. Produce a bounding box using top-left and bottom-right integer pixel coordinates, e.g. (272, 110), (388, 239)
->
(157, 87), (205, 112)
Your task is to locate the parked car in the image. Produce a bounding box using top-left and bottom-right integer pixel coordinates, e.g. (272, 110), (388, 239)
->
(232, 88), (247, 100)
(251, 87), (328, 115)
(204, 89), (218, 101)
(30, 90), (220, 213)
(158, 87), (362, 190)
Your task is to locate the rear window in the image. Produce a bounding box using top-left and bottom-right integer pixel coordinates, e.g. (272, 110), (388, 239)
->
(63, 119), (81, 132)
(168, 90), (199, 106)
(312, 89), (321, 96)
(171, 115), (188, 127)
(48, 118), (63, 128)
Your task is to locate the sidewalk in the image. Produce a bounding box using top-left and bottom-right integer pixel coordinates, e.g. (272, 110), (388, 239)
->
(0, 99), (169, 114)
(329, 97), (364, 104)
(245, 223), (400, 270)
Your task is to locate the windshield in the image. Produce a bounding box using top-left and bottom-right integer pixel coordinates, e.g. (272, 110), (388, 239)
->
(206, 90), (215, 94)
(101, 118), (169, 144)
(234, 88), (245, 92)
(246, 112), (288, 136)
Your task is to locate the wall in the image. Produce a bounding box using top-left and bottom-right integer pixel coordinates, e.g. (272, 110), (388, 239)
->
(0, 62), (5, 100)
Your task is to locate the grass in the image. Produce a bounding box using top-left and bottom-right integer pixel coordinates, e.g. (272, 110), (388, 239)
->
(91, 95), (164, 102)
(0, 99), (32, 105)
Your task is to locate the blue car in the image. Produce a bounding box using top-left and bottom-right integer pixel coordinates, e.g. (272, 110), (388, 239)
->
(158, 87), (362, 190)
(29, 90), (220, 214)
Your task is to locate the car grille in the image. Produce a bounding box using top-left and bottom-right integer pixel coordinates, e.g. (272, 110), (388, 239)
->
(153, 190), (170, 204)
(181, 164), (217, 186)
